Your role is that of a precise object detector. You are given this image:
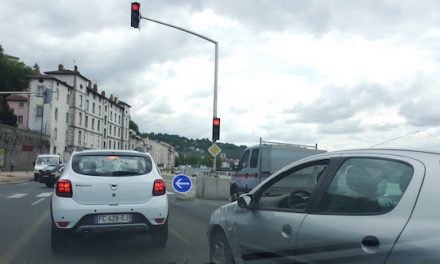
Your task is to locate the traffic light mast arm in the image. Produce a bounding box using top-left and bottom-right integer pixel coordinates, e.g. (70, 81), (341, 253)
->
(140, 15), (219, 118)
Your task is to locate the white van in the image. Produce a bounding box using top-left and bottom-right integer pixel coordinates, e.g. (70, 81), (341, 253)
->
(34, 154), (61, 181)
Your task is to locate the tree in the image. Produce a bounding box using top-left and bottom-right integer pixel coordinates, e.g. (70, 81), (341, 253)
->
(0, 45), (33, 126)
(129, 119), (140, 135)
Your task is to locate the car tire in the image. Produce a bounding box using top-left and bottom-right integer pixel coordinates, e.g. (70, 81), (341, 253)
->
(150, 219), (168, 247)
(210, 232), (234, 264)
(51, 221), (69, 253)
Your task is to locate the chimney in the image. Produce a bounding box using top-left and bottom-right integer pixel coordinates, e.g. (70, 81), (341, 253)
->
(110, 94), (114, 101)
(93, 84), (97, 92)
(101, 91), (105, 97)
(58, 64), (64, 71)
(88, 81), (92, 88)
(114, 97), (118, 103)
(74, 65), (78, 72)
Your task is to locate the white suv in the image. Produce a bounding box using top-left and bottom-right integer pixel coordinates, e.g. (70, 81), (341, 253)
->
(51, 150), (168, 252)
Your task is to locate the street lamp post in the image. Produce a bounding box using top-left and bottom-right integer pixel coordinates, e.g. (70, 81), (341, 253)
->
(139, 15), (220, 174)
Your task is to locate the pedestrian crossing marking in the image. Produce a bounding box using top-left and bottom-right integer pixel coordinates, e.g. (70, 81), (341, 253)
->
(7, 193), (28, 199)
(36, 192), (53, 198)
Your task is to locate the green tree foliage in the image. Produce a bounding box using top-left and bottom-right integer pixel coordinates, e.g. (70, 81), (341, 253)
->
(129, 119), (140, 135)
(0, 45), (33, 126)
(142, 132), (247, 167)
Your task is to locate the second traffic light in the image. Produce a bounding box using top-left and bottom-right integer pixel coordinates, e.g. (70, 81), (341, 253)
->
(212, 117), (220, 141)
(131, 2), (140, 28)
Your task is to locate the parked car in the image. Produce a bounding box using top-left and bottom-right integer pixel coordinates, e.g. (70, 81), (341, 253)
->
(208, 149), (437, 264)
(51, 150), (168, 252)
(38, 164), (65, 187)
(34, 154), (61, 181)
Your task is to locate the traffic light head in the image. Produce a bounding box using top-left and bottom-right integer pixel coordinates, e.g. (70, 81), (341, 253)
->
(212, 117), (220, 141)
(131, 2), (140, 28)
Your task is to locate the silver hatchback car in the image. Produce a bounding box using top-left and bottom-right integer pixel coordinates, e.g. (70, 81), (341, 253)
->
(208, 149), (439, 264)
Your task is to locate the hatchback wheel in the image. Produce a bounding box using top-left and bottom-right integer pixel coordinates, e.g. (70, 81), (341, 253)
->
(210, 232), (234, 264)
(51, 221), (69, 253)
(150, 219), (168, 247)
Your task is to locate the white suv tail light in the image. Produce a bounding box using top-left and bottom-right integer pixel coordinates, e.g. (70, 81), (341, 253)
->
(56, 180), (73, 197)
(153, 179), (166, 196)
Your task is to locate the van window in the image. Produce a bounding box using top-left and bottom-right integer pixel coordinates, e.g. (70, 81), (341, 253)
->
(250, 149), (259, 168)
(238, 150), (251, 170)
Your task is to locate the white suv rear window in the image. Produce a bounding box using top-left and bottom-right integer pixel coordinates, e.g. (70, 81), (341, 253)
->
(72, 155), (152, 176)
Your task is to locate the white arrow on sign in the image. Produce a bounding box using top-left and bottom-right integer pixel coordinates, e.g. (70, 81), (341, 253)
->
(175, 178), (190, 189)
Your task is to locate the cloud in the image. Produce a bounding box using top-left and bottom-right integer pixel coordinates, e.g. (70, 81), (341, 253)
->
(400, 95), (440, 127)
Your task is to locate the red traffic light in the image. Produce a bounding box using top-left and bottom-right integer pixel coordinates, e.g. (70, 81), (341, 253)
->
(132, 2), (140, 11)
(213, 118), (220, 126)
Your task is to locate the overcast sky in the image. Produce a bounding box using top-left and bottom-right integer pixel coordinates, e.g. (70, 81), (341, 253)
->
(2, 0), (440, 151)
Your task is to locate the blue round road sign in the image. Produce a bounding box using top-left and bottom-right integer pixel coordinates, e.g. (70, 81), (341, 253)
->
(172, 174), (192, 193)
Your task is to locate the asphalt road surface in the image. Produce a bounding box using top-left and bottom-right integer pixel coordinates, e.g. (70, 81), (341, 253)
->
(0, 180), (229, 264)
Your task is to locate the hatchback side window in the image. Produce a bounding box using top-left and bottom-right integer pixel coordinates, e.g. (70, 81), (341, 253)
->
(317, 158), (413, 215)
(256, 161), (329, 211)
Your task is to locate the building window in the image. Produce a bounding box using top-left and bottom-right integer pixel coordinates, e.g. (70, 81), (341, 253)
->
(86, 100), (89, 111)
(79, 113), (82, 125)
(117, 142), (120, 149)
(36, 105), (43, 117)
(54, 108), (58, 120)
(85, 116), (88, 128)
(54, 128), (57, 139)
(18, 102), (24, 108)
(97, 120), (100, 131)
(17, 115), (23, 124)
(92, 118), (95, 130)
(104, 116), (107, 125)
(37, 86), (44, 96)
(56, 88), (60, 100)
(114, 126), (116, 136)
(78, 131), (82, 144)
(105, 105), (107, 112)
(118, 128), (120, 137)
(67, 93), (70, 104)
(98, 106), (101, 116)
(66, 113), (69, 124)
(79, 95), (83, 107)
(92, 103), (95, 113)
(118, 116), (121, 124)
(110, 111), (112, 121)
(53, 147), (57, 154)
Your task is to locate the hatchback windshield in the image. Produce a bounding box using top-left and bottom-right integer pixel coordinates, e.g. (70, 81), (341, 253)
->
(72, 155), (152, 176)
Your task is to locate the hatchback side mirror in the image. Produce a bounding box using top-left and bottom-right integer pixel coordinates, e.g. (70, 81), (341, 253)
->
(237, 194), (253, 209)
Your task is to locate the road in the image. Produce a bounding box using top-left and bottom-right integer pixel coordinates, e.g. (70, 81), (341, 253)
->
(0, 180), (229, 264)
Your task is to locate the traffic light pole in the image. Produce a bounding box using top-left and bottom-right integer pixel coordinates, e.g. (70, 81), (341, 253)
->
(140, 16), (219, 174)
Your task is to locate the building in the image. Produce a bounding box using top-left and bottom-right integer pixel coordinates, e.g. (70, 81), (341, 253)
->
(128, 129), (143, 150)
(27, 64), (131, 161)
(143, 138), (175, 169)
(6, 95), (29, 129)
(27, 74), (73, 160)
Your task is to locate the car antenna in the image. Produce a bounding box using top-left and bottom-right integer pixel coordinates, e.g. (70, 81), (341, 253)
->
(369, 130), (420, 148)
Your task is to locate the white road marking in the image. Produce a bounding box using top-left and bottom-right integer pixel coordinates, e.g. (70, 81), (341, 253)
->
(166, 191), (175, 195)
(7, 193), (28, 199)
(31, 198), (45, 206)
(36, 192), (53, 198)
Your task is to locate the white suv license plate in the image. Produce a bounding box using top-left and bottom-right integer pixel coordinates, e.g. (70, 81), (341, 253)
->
(95, 214), (132, 224)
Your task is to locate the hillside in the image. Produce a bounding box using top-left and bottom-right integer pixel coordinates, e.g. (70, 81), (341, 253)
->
(141, 132), (247, 164)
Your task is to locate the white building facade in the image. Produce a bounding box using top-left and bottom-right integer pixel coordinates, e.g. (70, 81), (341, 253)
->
(143, 138), (175, 169)
(27, 64), (130, 161)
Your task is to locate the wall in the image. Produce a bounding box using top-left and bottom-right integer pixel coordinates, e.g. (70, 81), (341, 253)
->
(0, 124), (50, 171)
